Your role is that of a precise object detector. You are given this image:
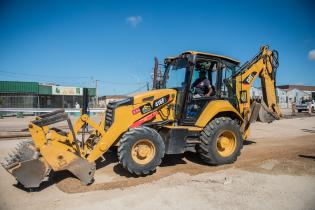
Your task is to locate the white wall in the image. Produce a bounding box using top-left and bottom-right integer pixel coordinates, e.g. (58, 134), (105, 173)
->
(250, 87), (312, 108)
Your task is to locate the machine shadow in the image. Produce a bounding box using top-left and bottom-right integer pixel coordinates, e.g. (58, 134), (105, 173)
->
(111, 152), (209, 178)
(299, 154), (315, 161)
(111, 154), (188, 178)
(14, 139), (261, 191)
(101, 143), (260, 178)
(14, 149), (119, 192)
(112, 164), (141, 178)
(160, 154), (187, 167)
(13, 170), (74, 192)
(243, 139), (257, 145)
(301, 129), (315, 134)
(95, 150), (118, 170)
(181, 152), (210, 166)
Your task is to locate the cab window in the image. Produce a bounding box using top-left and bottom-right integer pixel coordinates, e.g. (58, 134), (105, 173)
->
(165, 58), (189, 90)
(190, 60), (218, 98)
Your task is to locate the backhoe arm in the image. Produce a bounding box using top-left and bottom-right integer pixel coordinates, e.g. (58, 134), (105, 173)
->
(232, 46), (281, 137)
(260, 57), (282, 118)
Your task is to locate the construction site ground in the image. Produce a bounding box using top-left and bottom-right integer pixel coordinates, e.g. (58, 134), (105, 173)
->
(0, 113), (315, 210)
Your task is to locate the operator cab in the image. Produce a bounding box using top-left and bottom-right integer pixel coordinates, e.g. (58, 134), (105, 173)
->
(160, 51), (240, 125)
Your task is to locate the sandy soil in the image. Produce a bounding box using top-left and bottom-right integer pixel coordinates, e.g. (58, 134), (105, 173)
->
(0, 117), (314, 210)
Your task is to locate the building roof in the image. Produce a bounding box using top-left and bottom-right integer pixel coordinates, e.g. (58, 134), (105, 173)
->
(0, 81), (96, 96)
(277, 85), (315, 91)
(0, 81), (39, 94)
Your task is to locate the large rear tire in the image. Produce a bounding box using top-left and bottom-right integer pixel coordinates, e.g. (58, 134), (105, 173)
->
(118, 127), (165, 176)
(199, 117), (243, 165)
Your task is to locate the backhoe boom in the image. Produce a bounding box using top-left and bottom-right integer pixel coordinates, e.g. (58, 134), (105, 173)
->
(233, 46), (281, 137)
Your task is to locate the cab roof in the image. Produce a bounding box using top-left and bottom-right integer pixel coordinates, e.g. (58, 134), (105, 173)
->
(166, 51), (240, 66)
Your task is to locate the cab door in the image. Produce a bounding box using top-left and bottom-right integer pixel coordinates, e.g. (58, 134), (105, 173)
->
(163, 58), (193, 122)
(180, 59), (222, 125)
(180, 59), (238, 125)
(180, 69), (216, 125)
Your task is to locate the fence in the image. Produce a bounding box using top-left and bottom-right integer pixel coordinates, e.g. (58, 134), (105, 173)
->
(0, 95), (38, 108)
(0, 94), (97, 109)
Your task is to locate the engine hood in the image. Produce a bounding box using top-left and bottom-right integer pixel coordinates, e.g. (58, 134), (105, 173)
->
(132, 89), (177, 105)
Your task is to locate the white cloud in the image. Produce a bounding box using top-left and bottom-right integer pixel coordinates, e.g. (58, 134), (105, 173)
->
(126, 16), (142, 27)
(308, 49), (315, 60)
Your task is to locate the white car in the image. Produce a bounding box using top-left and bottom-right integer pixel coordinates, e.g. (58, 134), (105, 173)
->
(296, 99), (315, 113)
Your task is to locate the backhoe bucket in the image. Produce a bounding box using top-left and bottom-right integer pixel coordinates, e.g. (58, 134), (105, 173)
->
(1, 140), (50, 188)
(249, 101), (280, 124)
(257, 101), (280, 123)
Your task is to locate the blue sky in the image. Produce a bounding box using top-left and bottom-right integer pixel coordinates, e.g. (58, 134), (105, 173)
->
(1, 0), (315, 95)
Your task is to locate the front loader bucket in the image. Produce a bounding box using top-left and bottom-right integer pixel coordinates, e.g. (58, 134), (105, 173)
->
(2, 109), (97, 189)
(1, 140), (50, 188)
(63, 157), (96, 185)
(11, 159), (49, 188)
(1, 140), (96, 188)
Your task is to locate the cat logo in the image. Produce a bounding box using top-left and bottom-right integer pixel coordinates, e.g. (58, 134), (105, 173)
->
(243, 72), (257, 84)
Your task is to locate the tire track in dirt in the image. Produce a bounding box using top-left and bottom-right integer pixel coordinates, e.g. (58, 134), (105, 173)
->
(55, 134), (315, 193)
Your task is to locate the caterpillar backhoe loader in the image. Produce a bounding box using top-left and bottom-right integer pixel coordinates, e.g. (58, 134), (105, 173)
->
(2, 45), (281, 188)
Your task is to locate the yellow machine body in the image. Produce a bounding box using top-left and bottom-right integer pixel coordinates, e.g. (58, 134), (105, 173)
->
(2, 45), (281, 188)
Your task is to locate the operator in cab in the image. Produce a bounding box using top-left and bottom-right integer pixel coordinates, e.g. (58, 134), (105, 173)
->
(192, 71), (213, 97)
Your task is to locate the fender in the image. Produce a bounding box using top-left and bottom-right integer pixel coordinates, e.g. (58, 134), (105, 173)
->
(195, 100), (243, 128)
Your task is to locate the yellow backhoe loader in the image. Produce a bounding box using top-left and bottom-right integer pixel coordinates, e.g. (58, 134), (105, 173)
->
(2, 45), (281, 188)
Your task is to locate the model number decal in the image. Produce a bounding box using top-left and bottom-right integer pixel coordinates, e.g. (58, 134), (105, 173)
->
(153, 95), (170, 109)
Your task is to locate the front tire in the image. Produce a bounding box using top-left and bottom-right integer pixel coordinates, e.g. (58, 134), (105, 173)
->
(199, 117), (243, 165)
(118, 127), (165, 176)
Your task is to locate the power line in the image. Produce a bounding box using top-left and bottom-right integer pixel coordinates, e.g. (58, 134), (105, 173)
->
(0, 73), (93, 87)
(0, 70), (147, 86)
(122, 82), (150, 95)
(0, 69), (152, 94)
(0, 70), (90, 79)
(97, 79), (146, 86)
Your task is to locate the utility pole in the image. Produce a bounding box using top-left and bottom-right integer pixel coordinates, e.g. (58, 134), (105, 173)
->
(95, 79), (99, 107)
(152, 57), (158, 89)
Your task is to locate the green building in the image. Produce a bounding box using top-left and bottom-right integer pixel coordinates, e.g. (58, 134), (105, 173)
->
(0, 81), (96, 108)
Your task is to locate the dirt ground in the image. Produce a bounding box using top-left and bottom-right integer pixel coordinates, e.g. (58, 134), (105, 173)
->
(0, 116), (314, 210)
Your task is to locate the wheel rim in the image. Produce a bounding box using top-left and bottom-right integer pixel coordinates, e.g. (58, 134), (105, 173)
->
(216, 130), (237, 157)
(131, 139), (156, 165)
